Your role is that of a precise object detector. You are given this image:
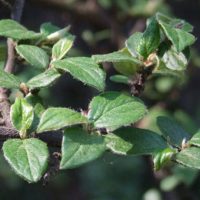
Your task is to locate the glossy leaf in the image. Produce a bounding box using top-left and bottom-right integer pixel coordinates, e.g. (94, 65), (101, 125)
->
(53, 57), (105, 91)
(52, 35), (75, 60)
(10, 98), (34, 138)
(88, 92), (147, 132)
(60, 127), (106, 169)
(27, 68), (61, 90)
(175, 147), (200, 169)
(105, 127), (167, 155)
(0, 19), (41, 40)
(3, 138), (49, 183)
(126, 32), (143, 57)
(16, 45), (49, 69)
(0, 69), (21, 89)
(37, 107), (88, 133)
(137, 17), (160, 58)
(157, 116), (190, 147)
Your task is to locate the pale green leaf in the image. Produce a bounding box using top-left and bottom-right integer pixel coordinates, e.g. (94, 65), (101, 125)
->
(16, 45), (49, 69)
(0, 69), (21, 89)
(0, 19), (41, 40)
(52, 36), (75, 60)
(175, 147), (200, 169)
(27, 68), (61, 90)
(3, 138), (49, 183)
(37, 107), (88, 133)
(189, 130), (200, 147)
(11, 98), (34, 138)
(53, 57), (105, 91)
(88, 92), (147, 132)
(60, 127), (106, 169)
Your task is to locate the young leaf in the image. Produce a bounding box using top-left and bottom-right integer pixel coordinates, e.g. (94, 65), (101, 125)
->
(126, 32), (143, 57)
(137, 17), (160, 58)
(0, 69), (21, 89)
(88, 91), (147, 132)
(40, 22), (60, 36)
(10, 98), (34, 138)
(3, 138), (49, 183)
(105, 127), (167, 155)
(53, 57), (106, 91)
(162, 47), (188, 71)
(60, 127), (106, 169)
(0, 19), (41, 40)
(16, 45), (49, 69)
(157, 116), (190, 147)
(27, 68), (61, 90)
(52, 35), (75, 60)
(159, 22), (195, 52)
(175, 147), (200, 169)
(189, 130), (200, 147)
(37, 107), (88, 133)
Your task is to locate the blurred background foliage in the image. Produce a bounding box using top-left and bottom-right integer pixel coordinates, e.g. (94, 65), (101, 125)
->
(1, 0), (200, 199)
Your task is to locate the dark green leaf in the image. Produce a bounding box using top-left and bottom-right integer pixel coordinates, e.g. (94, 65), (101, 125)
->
(137, 17), (160, 58)
(10, 98), (34, 138)
(37, 107), (88, 133)
(60, 127), (106, 169)
(3, 138), (49, 183)
(16, 45), (49, 69)
(105, 127), (167, 155)
(0, 69), (21, 89)
(53, 57), (105, 91)
(0, 44), (7, 70)
(27, 68), (61, 90)
(110, 75), (130, 85)
(175, 147), (200, 169)
(157, 116), (190, 147)
(0, 19), (41, 40)
(88, 92), (147, 132)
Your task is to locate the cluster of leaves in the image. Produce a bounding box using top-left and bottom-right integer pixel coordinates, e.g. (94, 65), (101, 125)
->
(0, 12), (197, 183)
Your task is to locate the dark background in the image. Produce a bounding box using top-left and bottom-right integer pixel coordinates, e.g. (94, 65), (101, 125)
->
(1, 0), (200, 199)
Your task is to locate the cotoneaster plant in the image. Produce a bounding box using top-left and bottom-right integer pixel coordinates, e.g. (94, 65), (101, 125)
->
(0, 11), (198, 183)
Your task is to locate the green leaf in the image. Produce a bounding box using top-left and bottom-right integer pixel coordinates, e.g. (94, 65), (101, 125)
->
(40, 22), (60, 36)
(126, 32), (143, 58)
(60, 127), (106, 169)
(159, 22), (195, 52)
(162, 47), (188, 71)
(189, 130), (200, 147)
(110, 75), (130, 85)
(16, 45), (49, 69)
(3, 138), (49, 183)
(27, 68), (61, 90)
(0, 19), (41, 40)
(175, 147), (200, 169)
(137, 17), (160, 58)
(37, 107), (88, 133)
(157, 116), (190, 147)
(0, 69), (21, 89)
(105, 127), (167, 155)
(153, 148), (176, 171)
(88, 92), (147, 132)
(52, 35), (75, 60)
(10, 98), (34, 138)
(92, 50), (142, 64)
(53, 57), (105, 91)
